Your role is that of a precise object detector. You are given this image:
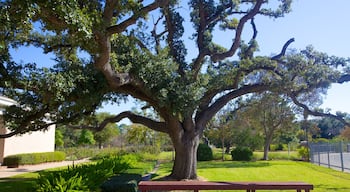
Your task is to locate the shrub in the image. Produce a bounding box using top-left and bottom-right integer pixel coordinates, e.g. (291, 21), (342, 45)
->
(100, 173), (142, 192)
(270, 144), (286, 151)
(62, 147), (99, 160)
(231, 147), (253, 161)
(3, 151), (66, 167)
(297, 146), (309, 161)
(197, 143), (213, 161)
(34, 154), (136, 191)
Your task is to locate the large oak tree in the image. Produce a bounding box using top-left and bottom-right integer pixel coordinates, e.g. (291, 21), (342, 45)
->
(1, 0), (350, 179)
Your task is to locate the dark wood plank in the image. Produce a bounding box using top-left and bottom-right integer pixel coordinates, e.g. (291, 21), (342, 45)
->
(138, 181), (313, 192)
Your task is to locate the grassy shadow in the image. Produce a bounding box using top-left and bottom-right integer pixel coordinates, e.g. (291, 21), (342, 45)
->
(198, 160), (271, 169)
(315, 184), (350, 191)
(0, 177), (36, 192)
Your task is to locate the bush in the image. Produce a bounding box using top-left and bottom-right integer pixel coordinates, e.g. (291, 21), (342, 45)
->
(34, 154), (136, 192)
(3, 151), (66, 167)
(100, 173), (142, 192)
(62, 147), (100, 160)
(231, 147), (253, 161)
(297, 146), (309, 161)
(270, 144), (287, 151)
(197, 143), (213, 161)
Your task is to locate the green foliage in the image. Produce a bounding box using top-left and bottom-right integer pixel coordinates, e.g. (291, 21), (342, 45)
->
(78, 129), (96, 146)
(3, 152), (66, 167)
(231, 147), (253, 161)
(253, 151), (299, 161)
(55, 129), (64, 148)
(197, 143), (213, 161)
(297, 146), (310, 161)
(100, 173), (141, 192)
(270, 144), (288, 151)
(35, 154), (135, 192)
(62, 147), (100, 160)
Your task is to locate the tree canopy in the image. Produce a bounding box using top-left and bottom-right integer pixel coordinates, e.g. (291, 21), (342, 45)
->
(1, 0), (350, 179)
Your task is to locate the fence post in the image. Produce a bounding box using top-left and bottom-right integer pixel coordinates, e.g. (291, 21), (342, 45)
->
(309, 144), (314, 163)
(339, 142), (344, 172)
(327, 144), (330, 168)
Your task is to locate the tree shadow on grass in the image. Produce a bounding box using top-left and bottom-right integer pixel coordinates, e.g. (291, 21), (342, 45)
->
(197, 161), (271, 169)
(0, 177), (35, 192)
(315, 184), (350, 191)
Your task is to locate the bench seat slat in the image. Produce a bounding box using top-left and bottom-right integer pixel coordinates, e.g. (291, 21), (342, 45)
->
(138, 181), (313, 192)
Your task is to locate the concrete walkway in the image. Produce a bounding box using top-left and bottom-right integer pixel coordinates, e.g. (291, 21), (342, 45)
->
(0, 158), (90, 178)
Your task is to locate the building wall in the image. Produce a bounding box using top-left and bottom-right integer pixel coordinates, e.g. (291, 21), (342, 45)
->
(2, 125), (55, 157)
(0, 96), (55, 164)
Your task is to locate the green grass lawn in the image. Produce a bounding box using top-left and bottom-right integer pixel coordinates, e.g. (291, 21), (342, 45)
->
(154, 160), (350, 192)
(2, 151), (349, 192)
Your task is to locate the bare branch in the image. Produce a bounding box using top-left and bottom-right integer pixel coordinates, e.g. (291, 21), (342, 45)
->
(106, 1), (163, 35)
(98, 111), (168, 133)
(338, 74), (350, 83)
(103, 0), (118, 25)
(196, 83), (270, 129)
(290, 94), (350, 126)
(242, 18), (258, 59)
(271, 38), (295, 60)
(151, 15), (165, 54)
(211, 0), (264, 62)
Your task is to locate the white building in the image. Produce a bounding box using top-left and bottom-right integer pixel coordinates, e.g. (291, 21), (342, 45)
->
(0, 96), (55, 164)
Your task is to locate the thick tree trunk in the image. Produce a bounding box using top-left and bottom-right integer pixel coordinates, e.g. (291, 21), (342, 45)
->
(168, 134), (200, 180)
(263, 141), (270, 160)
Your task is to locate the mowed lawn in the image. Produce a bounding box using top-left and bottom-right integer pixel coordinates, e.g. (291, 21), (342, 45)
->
(155, 160), (350, 192)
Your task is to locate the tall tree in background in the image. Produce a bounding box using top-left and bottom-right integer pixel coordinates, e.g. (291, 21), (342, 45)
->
(243, 92), (296, 160)
(316, 114), (347, 139)
(93, 113), (119, 149)
(1, 0), (350, 179)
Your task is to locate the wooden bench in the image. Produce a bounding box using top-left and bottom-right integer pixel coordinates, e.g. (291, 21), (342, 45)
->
(138, 181), (313, 192)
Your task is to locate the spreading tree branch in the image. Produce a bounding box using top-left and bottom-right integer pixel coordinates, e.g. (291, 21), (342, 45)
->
(98, 111), (168, 133)
(338, 74), (350, 83)
(196, 83), (270, 129)
(210, 0), (264, 62)
(290, 94), (350, 126)
(106, 1), (165, 35)
(271, 38), (295, 60)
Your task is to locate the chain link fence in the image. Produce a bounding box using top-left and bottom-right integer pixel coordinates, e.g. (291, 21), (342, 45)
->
(309, 142), (350, 173)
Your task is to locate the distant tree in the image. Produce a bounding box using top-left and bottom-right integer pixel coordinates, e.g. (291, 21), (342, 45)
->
(340, 126), (350, 141)
(78, 129), (95, 146)
(94, 125), (119, 149)
(93, 113), (119, 149)
(242, 92), (296, 160)
(315, 114), (347, 139)
(205, 111), (235, 157)
(125, 124), (154, 146)
(55, 129), (64, 148)
(207, 106), (263, 155)
(57, 125), (81, 147)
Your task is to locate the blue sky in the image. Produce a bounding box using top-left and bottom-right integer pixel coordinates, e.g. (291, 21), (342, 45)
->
(9, 0), (350, 120)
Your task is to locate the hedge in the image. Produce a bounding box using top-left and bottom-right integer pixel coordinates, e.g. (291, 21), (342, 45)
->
(3, 151), (66, 167)
(197, 143), (213, 161)
(231, 147), (253, 161)
(100, 173), (142, 192)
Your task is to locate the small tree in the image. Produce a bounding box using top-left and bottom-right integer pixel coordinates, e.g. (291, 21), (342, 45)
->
(93, 113), (119, 149)
(78, 129), (96, 146)
(55, 129), (64, 148)
(340, 126), (350, 141)
(240, 92), (296, 160)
